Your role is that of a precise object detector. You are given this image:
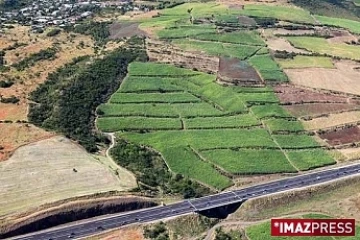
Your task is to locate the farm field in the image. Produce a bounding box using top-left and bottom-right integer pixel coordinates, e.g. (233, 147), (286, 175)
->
(266, 37), (309, 54)
(239, 4), (315, 24)
(201, 149), (297, 174)
(0, 136), (135, 217)
(286, 37), (360, 60)
(315, 15), (360, 34)
(184, 114), (261, 129)
(172, 39), (262, 60)
(319, 126), (360, 146)
(187, 31), (265, 46)
(109, 92), (201, 103)
(251, 104), (292, 119)
(264, 119), (304, 133)
(0, 123), (53, 162)
(98, 62), (331, 189)
(274, 85), (350, 104)
(286, 149), (336, 170)
(97, 117), (182, 132)
(284, 60), (360, 95)
(301, 111), (360, 130)
(276, 56), (334, 69)
(273, 134), (322, 149)
(284, 103), (360, 118)
(248, 54), (288, 82)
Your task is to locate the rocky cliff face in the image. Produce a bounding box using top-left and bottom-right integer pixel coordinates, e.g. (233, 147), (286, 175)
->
(146, 38), (220, 74)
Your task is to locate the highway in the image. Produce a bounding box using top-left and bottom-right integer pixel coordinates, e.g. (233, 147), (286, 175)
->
(9, 163), (360, 240)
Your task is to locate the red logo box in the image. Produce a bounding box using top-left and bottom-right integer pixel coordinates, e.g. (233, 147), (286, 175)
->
(271, 218), (355, 236)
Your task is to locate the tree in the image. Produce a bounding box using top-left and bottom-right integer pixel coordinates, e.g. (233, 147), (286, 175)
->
(187, 8), (194, 24)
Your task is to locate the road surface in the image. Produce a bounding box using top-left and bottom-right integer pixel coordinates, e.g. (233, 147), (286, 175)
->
(9, 163), (360, 240)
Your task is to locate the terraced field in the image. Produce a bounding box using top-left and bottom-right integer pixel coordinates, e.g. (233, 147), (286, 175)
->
(286, 37), (360, 60)
(97, 62), (335, 190)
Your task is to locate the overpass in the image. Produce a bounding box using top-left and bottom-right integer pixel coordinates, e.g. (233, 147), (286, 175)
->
(9, 163), (360, 240)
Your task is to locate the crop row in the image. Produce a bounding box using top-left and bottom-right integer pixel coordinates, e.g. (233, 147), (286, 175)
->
(128, 62), (200, 76)
(172, 39), (261, 60)
(96, 117), (182, 132)
(161, 146), (232, 190)
(109, 92), (201, 104)
(98, 103), (225, 118)
(97, 114), (261, 132)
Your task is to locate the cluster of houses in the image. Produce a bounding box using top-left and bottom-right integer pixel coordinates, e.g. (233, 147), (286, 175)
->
(0, 0), (134, 32)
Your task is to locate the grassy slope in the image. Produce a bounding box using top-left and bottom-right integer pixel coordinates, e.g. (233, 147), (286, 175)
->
(286, 36), (360, 60)
(316, 15), (360, 34)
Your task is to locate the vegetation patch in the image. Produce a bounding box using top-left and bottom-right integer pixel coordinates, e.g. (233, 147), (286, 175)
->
(29, 45), (146, 152)
(111, 140), (211, 198)
(109, 92), (200, 104)
(120, 129), (278, 151)
(97, 117), (182, 132)
(248, 54), (288, 82)
(251, 104), (292, 119)
(188, 31), (265, 46)
(185, 114), (260, 129)
(161, 147), (232, 189)
(276, 56), (334, 69)
(264, 119), (304, 133)
(286, 36), (360, 60)
(287, 149), (336, 170)
(201, 149), (297, 174)
(12, 47), (57, 71)
(273, 134), (322, 149)
(239, 4), (315, 24)
(173, 39), (261, 60)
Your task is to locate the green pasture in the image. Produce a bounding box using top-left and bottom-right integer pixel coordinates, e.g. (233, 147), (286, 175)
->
(184, 114), (260, 129)
(276, 56), (334, 69)
(287, 149), (336, 170)
(316, 15), (360, 34)
(201, 149), (297, 174)
(249, 55), (288, 82)
(97, 117), (182, 132)
(286, 36), (360, 60)
(172, 39), (261, 60)
(109, 92), (200, 103)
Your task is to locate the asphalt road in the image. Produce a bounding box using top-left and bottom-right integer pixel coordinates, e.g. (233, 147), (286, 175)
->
(9, 163), (360, 240)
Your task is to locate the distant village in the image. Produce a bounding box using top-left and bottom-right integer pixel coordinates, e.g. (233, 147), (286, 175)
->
(0, 0), (149, 32)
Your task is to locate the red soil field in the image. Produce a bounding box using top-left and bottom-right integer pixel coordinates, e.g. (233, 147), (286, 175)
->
(274, 85), (350, 104)
(218, 57), (262, 85)
(319, 126), (360, 146)
(284, 103), (360, 117)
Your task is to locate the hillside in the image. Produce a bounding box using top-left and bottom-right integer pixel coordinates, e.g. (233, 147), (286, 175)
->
(1, 0), (360, 238)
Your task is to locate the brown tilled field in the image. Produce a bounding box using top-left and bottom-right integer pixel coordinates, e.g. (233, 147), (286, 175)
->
(0, 136), (136, 217)
(284, 103), (360, 117)
(266, 37), (308, 53)
(109, 22), (145, 39)
(301, 111), (360, 130)
(285, 60), (360, 96)
(319, 126), (360, 146)
(218, 57), (262, 85)
(274, 85), (351, 104)
(339, 147), (360, 160)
